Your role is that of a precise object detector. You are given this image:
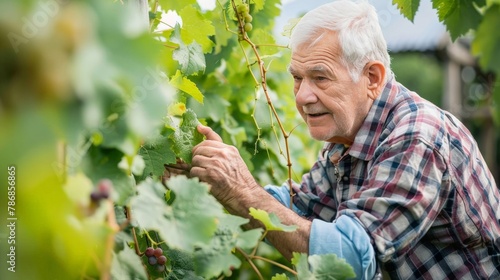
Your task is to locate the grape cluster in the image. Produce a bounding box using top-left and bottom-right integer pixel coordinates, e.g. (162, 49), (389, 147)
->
(90, 179), (113, 202)
(236, 4), (253, 33)
(144, 247), (167, 272)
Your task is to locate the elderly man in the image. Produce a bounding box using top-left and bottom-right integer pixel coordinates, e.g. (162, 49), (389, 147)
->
(180, 0), (500, 279)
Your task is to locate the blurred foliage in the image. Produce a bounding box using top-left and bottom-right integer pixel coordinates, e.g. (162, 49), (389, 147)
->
(394, 0), (500, 124)
(0, 0), (331, 279)
(391, 52), (444, 107)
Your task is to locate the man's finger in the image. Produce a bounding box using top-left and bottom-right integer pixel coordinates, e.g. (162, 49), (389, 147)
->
(164, 165), (190, 173)
(197, 124), (223, 142)
(164, 160), (190, 170)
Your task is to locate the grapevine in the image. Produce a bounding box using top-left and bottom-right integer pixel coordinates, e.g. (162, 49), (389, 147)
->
(229, 0), (297, 209)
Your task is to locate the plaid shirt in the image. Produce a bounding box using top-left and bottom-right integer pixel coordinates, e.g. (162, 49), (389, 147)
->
(291, 78), (500, 279)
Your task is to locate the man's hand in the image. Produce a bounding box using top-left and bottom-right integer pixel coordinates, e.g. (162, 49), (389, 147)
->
(163, 159), (190, 182)
(190, 125), (259, 207)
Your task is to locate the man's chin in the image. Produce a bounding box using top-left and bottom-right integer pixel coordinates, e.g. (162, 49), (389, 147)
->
(308, 130), (331, 142)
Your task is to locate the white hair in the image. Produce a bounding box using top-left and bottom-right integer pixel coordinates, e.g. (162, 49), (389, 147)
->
(289, 0), (391, 82)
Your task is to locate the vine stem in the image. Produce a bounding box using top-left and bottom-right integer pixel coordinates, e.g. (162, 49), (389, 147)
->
(235, 247), (264, 280)
(250, 229), (268, 257)
(230, 0), (295, 208)
(149, 0), (159, 31)
(251, 255), (298, 276)
(236, 247), (298, 277)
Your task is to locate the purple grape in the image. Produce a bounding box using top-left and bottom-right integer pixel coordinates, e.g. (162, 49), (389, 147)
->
(153, 247), (163, 258)
(157, 255), (167, 265)
(97, 179), (112, 198)
(90, 191), (102, 202)
(144, 247), (154, 257)
(148, 256), (157, 265)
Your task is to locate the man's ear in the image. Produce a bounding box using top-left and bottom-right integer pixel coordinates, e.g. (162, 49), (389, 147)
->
(364, 61), (386, 100)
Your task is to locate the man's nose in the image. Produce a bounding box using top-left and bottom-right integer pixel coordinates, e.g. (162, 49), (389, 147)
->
(295, 80), (318, 105)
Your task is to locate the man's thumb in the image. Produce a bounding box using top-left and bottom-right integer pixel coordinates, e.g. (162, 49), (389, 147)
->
(197, 125), (223, 142)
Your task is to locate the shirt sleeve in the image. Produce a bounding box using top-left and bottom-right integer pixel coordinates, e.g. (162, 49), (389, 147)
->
(265, 184), (377, 280)
(264, 184), (306, 216)
(310, 216), (377, 280)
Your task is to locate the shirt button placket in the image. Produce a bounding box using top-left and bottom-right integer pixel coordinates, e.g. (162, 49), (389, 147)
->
(334, 164), (341, 183)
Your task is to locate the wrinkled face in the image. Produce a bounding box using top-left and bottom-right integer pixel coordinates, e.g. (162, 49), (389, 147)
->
(289, 31), (374, 144)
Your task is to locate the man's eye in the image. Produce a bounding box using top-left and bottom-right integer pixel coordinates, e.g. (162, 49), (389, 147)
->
(293, 76), (302, 81)
(315, 76), (326, 81)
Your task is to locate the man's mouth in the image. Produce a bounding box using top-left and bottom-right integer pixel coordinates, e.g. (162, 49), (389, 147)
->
(308, 112), (328, 117)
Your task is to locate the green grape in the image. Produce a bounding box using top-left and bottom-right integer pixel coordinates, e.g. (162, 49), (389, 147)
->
(237, 4), (249, 14)
(244, 14), (253, 23)
(244, 22), (253, 32)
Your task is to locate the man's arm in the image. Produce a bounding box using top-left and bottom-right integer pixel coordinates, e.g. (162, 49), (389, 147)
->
(190, 125), (311, 260)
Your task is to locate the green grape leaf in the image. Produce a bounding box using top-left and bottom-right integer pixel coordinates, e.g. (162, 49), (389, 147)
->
(236, 227), (264, 249)
(393, 0), (420, 21)
(252, 0), (281, 31)
(171, 24), (206, 76)
(131, 177), (224, 251)
(308, 254), (357, 280)
(292, 253), (356, 280)
(205, 8), (236, 54)
(194, 214), (263, 278)
(179, 5), (215, 53)
(165, 248), (205, 280)
(492, 84), (500, 125)
(250, 28), (279, 56)
(432, 0), (482, 39)
(158, 0), (197, 12)
(96, 94), (135, 155)
(249, 207), (298, 232)
(253, 0), (265, 12)
(137, 133), (176, 181)
(170, 70), (204, 103)
(173, 41), (206, 76)
(282, 17), (301, 38)
(171, 109), (204, 163)
(471, 4), (500, 74)
(272, 273), (290, 280)
(291, 253), (313, 279)
(432, 0), (455, 19)
(189, 88), (230, 122)
(111, 246), (148, 280)
(82, 146), (136, 205)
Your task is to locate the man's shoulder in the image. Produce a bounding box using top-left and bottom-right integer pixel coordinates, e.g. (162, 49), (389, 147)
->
(380, 87), (468, 150)
(380, 92), (480, 167)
